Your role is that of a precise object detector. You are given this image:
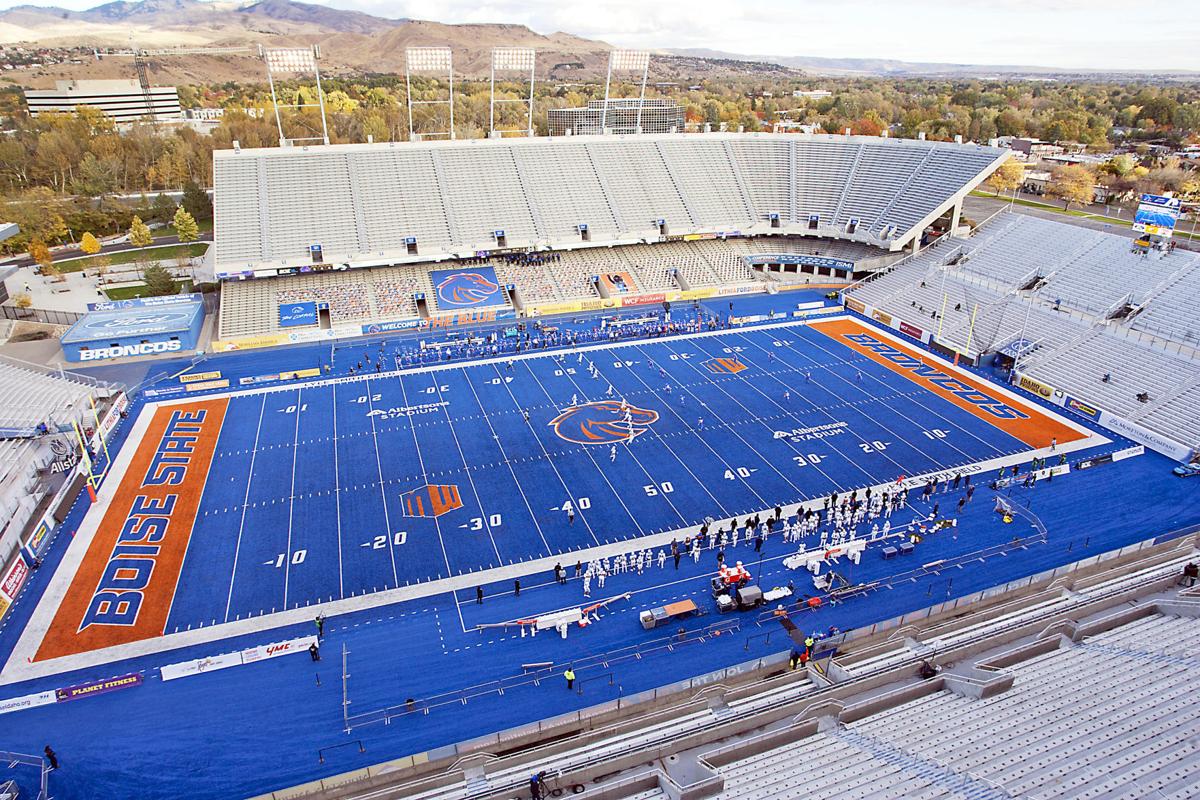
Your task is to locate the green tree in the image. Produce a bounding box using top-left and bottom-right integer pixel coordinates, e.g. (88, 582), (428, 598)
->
(142, 263), (179, 297)
(151, 193), (177, 223)
(181, 180), (212, 222)
(172, 206), (199, 243)
(128, 215), (153, 249)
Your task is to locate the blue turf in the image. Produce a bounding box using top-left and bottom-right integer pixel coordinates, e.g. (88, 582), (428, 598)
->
(4, 297), (1197, 799)
(165, 321), (1035, 631)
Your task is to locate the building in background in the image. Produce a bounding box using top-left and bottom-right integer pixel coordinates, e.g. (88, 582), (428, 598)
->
(23, 79), (182, 124)
(548, 99), (685, 136)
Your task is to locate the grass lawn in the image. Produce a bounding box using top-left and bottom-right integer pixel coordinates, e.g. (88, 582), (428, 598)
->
(103, 279), (194, 301)
(54, 243), (209, 273)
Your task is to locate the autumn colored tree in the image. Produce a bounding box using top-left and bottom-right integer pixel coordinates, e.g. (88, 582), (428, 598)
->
(128, 215), (153, 249)
(172, 206), (199, 243)
(986, 158), (1026, 196)
(1046, 165), (1096, 209)
(80, 231), (102, 255)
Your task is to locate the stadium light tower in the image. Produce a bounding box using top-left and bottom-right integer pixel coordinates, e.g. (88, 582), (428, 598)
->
(262, 46), (330, 147)
(406, 46), (455, 140)
(602, 49), (650, 134)
(490, 47), (536, 138)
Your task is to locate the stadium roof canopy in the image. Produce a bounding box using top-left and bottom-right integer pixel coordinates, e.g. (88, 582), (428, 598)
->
(212, 133), (1007, 278)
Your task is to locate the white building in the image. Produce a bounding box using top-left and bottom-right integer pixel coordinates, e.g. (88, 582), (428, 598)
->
(23, 79), (182, 124)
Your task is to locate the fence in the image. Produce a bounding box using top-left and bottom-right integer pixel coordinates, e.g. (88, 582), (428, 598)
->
(0, 304), (83, 325)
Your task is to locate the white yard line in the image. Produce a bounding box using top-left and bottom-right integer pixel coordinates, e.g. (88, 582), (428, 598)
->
(522, 358), (676, 537)
(223, 394), (268, 622)
(282, 388), (302, 609)
(427, 372), (502, 563)
(461, 369), (553, 555)
(332, 382), (345, 600)
(365, 376), (401, 589)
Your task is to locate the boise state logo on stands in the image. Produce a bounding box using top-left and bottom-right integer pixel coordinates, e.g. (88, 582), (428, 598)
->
(549, 400), (659, 445)
(435, 271), (500, 308)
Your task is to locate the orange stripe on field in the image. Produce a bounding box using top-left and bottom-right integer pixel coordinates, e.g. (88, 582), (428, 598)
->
(810, 318), (1083, 449)
(36, 398), (228, 661)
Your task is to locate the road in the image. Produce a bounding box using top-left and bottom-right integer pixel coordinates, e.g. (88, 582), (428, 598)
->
(0, 232), (213, 270)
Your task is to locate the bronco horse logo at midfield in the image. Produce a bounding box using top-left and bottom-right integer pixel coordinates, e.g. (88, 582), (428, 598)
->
(549, 400), (659, 445)
(435, 271), (500, 307)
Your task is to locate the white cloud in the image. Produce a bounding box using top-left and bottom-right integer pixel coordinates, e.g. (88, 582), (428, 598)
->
(2, 0), (1195, 70)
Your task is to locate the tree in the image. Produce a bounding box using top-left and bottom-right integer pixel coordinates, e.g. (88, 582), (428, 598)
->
(13, 292), (32, 310)
(172, 206), (199, 243)
(1046, 164), (1095, 209)
(986, 158), (1025, 196)
(142, 263), (179, 297)
(181, 180), (212, 222)
(128, 215), (153, 249)
(29, 239), (52, 271)
(80, 231), (102, 255)
(151, 193), (177, 223)
(93, 254), (112, 282)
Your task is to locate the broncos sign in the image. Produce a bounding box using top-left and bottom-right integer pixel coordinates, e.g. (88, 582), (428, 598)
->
(550, 401), (659, 445)
(431, 267), (503, 310)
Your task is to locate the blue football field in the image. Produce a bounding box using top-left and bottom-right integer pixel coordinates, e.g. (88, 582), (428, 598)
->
(168, 318), (1053, 632)
(4, 300), (1200, 800)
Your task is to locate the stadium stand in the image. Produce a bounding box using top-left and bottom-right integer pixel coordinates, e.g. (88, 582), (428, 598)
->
(212, 134), (1006, 274)
(263, 531), (1199, 800)
(845, 211), (1200, 454)
(218, 233), (886, 338)
(0, 355), (111, 435)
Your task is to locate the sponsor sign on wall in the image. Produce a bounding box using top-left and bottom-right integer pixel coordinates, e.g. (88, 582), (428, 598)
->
(1064, 396), (1101, 420)
(845, 297), (867, 314)
(0, 690), (57, 716)
(279, 302), (319, 328)
(54, 673), (142, 702)
(1017, 374), (1055, 400)
(898, 320), (923, 340)
(1097, 410), (1191, 461)
(161, 635), (319, 681)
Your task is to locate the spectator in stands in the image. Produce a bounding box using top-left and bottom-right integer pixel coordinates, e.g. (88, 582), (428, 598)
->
(1101, 373), (1111, 383)
(918, 660), (938, 680)
(1182, 562), (1198, 587)
(1136, 392), (1150, 403)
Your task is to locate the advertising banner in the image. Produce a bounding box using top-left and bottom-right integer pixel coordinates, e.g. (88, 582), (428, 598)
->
(1112, 444), (1145, 461)
(279, 302), (319, 328)
(0, 558), (29, 605)
(1133, 194), (1181, 237)
(1016, 374), (1056, 401)
(0, 690), (57, 716)
(54, 673), (142, 702)
(180, 371), (222, 384)
(161, 635), (321, 681)
(1064, 396), (1101, 420)
(1097, 410), (1191, 461)
(845, 297), (867, 314)
(88, 293), (201, 312)
(898, 320), (923, 340)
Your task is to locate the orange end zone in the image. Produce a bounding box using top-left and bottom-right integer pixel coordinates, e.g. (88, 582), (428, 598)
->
(36, 398), (228, 661)
(810, 318), (1084, 449)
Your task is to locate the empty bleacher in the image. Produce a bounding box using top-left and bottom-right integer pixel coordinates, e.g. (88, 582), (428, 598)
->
(845, 212), (1200, 452)
(213, 133), (1005, 274)
(0, 357), (111, 434)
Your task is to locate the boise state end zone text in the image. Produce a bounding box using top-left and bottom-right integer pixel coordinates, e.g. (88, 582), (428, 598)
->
(82, 409), (210, 629)
(841, 333), (1028, 420)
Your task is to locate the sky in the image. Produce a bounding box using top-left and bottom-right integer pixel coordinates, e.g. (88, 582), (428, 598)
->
(3, 0), (1198, 72)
